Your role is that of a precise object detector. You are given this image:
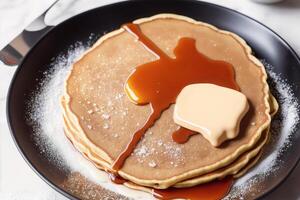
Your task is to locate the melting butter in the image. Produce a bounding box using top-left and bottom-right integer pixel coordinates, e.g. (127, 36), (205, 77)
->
(174, 84), (249, 147)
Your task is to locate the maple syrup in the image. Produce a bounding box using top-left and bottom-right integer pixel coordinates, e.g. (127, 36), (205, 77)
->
(112, 23), (239, 171)
(152, 177), (233, 200)
(172, 127), (197, 144)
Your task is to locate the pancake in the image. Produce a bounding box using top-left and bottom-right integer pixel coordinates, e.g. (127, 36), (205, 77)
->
(174, 91), (277, 187)
(62, 14), (272, 189)
(123, 150), (264, 195)
(173, 127), (269, 188)
(269, 93), (279, 118)
(63, 105), (268, 188)
(61, 91), (276, 189)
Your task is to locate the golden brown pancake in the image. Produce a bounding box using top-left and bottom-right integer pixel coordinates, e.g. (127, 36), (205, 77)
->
(61, 92), (276, 189)
(62, 90), (278, 187)
(123, 150), (264, 195)
(62, 14), (272, 189)
(62, 105), (268, 188)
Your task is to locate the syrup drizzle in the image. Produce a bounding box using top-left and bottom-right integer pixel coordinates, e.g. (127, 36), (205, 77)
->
(152, 177), (233, 200)
(172, 127), (198, 144)
(108, 172), (127, 184)
(112, 23), (239, 171)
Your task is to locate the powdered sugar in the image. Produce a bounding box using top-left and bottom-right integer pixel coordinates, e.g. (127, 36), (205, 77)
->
(27, 43), (153, 200)
(148, 161), (157, 168)
(133, 138), (184, 167)
(163, 142), (183, 160)
(26, 42), (299, 200)
(225, 62), (300, 199)
(134, 145), (151, 158)
(28, 42), (87, 169)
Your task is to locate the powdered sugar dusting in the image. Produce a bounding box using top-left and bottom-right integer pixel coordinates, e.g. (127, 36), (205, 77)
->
(225, 62), (300, 199)
(133, 138), (184, 167)
(27, 42), (153, 200)
(26, 42), (299, 200)
(28, 42), (87, 168)
(148, 160), (157, 168)
(134, 145), (151, 158)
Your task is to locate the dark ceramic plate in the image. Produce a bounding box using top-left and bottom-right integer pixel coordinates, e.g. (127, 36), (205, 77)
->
(6, 0), (300, 199)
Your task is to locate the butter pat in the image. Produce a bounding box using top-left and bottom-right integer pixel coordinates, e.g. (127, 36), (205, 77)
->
(174, 84), (249, 147)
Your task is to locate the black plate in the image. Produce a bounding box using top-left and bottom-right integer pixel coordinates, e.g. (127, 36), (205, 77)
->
(7, 0), (300, 199)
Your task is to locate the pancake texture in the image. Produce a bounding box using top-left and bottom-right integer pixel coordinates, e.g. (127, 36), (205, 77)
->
(61, 14), (275, 189)
(61, 91), (276, 189)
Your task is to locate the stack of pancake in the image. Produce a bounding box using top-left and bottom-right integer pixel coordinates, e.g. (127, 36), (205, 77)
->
(61, 14), (278, 193)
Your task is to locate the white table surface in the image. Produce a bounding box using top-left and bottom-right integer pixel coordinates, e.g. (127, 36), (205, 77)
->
(1, 0), (300, 199)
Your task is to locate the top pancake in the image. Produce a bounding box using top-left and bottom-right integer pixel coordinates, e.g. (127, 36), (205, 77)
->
(63, 14), (271, 188)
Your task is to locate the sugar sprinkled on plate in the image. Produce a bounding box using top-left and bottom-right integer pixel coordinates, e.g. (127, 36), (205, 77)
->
(27, 42), (152, 200)
(225, 61), (300, 199)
